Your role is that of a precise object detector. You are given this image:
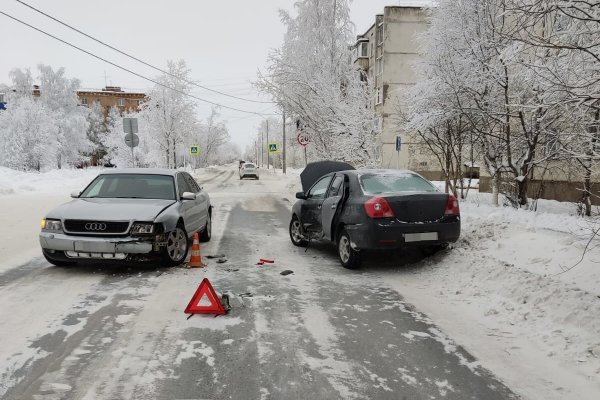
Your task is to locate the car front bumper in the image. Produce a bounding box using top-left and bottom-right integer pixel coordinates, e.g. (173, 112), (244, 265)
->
(344, 217), (460, 250)
(40, 232), (154, 258)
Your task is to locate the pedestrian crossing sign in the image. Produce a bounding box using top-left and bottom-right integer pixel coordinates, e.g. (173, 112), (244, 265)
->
(190, 145), (199, 156)
(268, 143), (278, 153)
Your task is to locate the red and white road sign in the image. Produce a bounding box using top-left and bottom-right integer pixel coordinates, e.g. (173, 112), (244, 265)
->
(296, 132), (310, 147)
(184, 278), (226, 315)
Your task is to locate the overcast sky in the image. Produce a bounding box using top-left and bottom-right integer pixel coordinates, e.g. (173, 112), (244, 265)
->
(0, 0), (431, 149)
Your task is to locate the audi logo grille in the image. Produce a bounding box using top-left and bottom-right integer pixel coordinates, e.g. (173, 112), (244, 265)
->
(85, 222), (107, 231)
(64, 220), (129, 234)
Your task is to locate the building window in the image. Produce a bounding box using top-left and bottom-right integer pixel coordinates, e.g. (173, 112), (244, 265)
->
(375, 87), (383, 105)
(80, 97), (88, 106)
(357, 42), (369, 58)
(117, 98), (125, 107)
(376, 23), (384, 45)
(376, 56), (384, 75)
(373, 115), (383, 131)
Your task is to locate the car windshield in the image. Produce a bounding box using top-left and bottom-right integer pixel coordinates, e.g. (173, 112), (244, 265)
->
(245, 164), (255, 169)
(80, 174), (176, 200)
(360, 173), (437, 194)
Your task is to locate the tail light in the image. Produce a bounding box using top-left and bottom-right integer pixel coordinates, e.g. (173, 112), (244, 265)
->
(444, 194), (460, 216)
(364, 197), (395, 218)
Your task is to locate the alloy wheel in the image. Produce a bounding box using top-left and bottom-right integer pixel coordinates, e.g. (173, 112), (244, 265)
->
(167, 227), (188, 262)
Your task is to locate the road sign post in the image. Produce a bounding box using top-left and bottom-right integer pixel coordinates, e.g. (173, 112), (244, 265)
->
(123, 118), (139, 167)
(123, 118), (138, 134)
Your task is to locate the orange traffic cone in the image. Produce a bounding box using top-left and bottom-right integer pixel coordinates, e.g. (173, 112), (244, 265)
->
(188, 232), (205, 268)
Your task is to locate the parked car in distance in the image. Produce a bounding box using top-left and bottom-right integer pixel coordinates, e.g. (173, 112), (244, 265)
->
(289, 163), (460, 269)
(239, 163), (259, 180)
(39, 168), (212, 267)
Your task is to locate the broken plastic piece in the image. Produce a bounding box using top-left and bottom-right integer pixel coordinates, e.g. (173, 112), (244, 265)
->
(280, 270), (293, 276)
(259, 258), (274, 263)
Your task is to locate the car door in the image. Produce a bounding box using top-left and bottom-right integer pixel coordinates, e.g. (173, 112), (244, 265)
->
(176, 173), (197, 234)
(300, 174), (333, 235)
(185, 172), (207, 231)
(321, 174), (345, 241)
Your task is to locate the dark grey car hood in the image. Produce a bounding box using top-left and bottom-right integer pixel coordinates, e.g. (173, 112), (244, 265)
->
(47, 198), (175, 221)
(300, 161), (355, 192)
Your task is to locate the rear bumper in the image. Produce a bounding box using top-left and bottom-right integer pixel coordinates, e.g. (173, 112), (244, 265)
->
(39, 232), (153, 255)
(344, 217), (460, 250)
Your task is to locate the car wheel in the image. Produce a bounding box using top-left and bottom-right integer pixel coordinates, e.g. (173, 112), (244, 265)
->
(338, 229), (361, 269)
(289, 216), (308, 247)
(256, 176), (259, 180)
(42, 249), (77, 266)
(199, 211), (212, 242)
(162, 224), (190, 266)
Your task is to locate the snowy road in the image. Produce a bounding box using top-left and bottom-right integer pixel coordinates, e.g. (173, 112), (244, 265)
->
(0, 166), (518, 399)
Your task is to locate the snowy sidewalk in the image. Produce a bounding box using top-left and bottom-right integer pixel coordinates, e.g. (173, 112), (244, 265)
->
(381, 194), (600, 399)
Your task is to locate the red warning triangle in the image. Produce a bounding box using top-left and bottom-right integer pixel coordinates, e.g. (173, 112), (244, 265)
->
(185, 278), (226, 315)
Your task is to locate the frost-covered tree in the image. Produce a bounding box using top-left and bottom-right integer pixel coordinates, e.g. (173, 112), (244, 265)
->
(37, 65), (91, 168)
(199, 108), (230, 167)
(0, 96), (55, 170)
(257, 0), (379, 167)
(139, 60), (197, 168)
(0, 65), (90, 171)
(86, 100), (107, 164)
(405, 0), (567, 207)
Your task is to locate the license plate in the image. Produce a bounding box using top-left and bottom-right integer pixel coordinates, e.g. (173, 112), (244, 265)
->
(404, 232), (438, 242)
(74, 241), (116, 253)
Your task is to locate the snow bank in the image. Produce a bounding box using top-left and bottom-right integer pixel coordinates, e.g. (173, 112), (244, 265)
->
(0, 166), (103, 196)
(383, 190), (600, 399)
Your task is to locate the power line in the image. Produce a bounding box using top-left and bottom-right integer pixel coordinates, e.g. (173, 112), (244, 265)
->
(0, 11), (278, 116)
(14, 0), (276, 105)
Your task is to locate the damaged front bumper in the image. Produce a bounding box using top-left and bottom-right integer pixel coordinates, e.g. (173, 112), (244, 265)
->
(39, 232), (167, 259)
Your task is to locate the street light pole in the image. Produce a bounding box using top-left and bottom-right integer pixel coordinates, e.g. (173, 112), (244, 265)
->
(282, 110), (286, 174)
(266, 119), (270, 170)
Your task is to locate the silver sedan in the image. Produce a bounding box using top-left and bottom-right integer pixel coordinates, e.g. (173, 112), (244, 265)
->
(39, 168), (212, 266)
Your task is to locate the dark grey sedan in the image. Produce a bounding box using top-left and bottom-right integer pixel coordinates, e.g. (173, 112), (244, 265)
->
(39, 168), (212, 266)
(289, 165), (460, 269)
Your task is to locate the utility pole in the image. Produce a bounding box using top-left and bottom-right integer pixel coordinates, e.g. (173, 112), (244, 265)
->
(266, 119), (270, 169)
(260, 132), (264, 167)
(282, 111), (287, 174)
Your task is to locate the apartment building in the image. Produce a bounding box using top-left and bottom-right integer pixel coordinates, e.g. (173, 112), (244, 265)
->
(77, 86), (146, 118)
(353, 6), (437, 175)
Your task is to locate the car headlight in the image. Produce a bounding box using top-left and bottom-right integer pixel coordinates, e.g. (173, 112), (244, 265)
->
(41, 219), (62, 232)
(130, 222), (155, 235)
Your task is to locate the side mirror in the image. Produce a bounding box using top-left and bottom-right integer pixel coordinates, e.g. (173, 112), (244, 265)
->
(70, 190), (81, 198)
(296, 191), (307, 200)
(181, 192), (196, 200)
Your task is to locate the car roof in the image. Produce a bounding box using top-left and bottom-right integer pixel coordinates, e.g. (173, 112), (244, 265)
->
(98, 168), (180, 177)
(335, 169), (418, 175)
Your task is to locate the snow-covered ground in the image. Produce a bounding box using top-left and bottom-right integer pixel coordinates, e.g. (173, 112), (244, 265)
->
(386, 187), (600, 399)
(0, 166), (598, 398)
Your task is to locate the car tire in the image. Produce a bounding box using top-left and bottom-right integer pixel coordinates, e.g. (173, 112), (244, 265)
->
(42, 250), (77, 267)
(289, 216), (308, 247)
(198, 211), (212, 242)
(256, 176), (259, 180)
(337, 229), (361, 269)
(162, 224), (190, 266)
